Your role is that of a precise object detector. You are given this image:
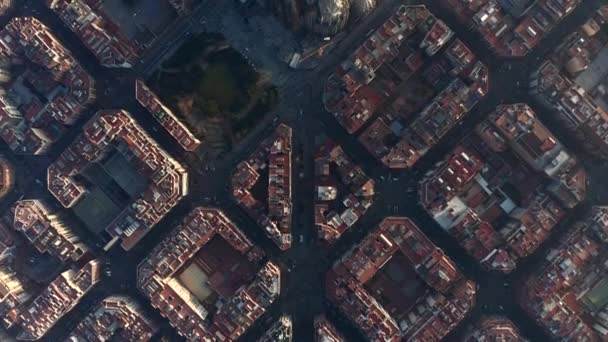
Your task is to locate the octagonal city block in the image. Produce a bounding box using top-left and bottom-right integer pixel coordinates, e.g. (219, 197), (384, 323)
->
(137, 207), (280, 341)
(47, 109), (188, 251)
(326, 216), (476, 341)
(0, 17), (95, 155)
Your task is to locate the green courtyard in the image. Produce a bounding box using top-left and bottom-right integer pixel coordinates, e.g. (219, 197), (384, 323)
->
(148, 33), (278, 157)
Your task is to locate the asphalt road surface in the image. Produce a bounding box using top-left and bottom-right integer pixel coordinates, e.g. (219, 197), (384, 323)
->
(3, 1), (608, 341)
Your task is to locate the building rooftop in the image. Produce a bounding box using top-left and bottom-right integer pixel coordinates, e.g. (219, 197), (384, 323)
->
(486, 104), (586, 207)
(232, 124), (293, 250)
(258, 315), (292, 342)
(449, 0), (582, 56)
(548, 9), (608, 80)
(463, 316), (527, 341)
(0, 17), (95, 155)
(47, 109), (188, 251)
(137, 207), (280, 341)
(326, 216), (476, 341)
(12, 199), (89, 262)
(314, 315), (345, 342)
(0, 265), (31, 323)
(67, 296), (159, 342)
(0, 1), (11, 15)
(135, 79), (201, 152)
(520, 212), (608, 340)
(420, 105), (585, 273)
(49, 0), (140, 68)
(8, 259), (101, 341)
(323, 5), (447, 134)
(588, 206), (608, 243)
(323, 5), (487, 169)
(0, 157), (14, 200)
(314, 141), (375, 242)
(531, 23), (608, 158)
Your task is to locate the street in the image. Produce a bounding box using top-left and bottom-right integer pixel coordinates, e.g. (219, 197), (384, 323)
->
(2, 0), (608, 341)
